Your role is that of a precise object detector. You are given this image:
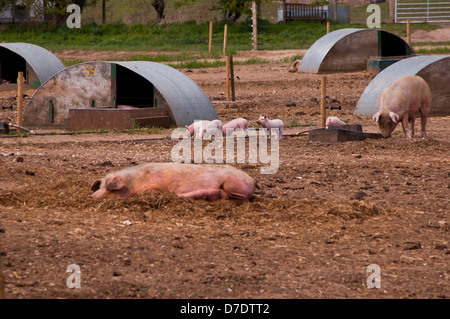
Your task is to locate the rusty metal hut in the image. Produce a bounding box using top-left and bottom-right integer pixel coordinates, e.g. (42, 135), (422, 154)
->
(22, 61), (218, 130)
(355, 55), (450, 117)
(299, 28), (415, 74)
(0, 42), (65, 88)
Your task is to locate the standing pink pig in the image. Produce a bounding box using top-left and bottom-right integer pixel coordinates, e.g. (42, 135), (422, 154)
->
(202, 119), (223, 138)
(256, 115), (284, 140)
(185, 120), (211, 138)
(222, 118), (249, 136)
(373, 75), (431, 138)
(185, 120), (223, 138)
(90, 163), (255, 201)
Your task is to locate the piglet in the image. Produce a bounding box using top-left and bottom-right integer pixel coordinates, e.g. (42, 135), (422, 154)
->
(90, 163), (255, 201)
(185, 120), (211, 138)
(326, 116), (346, 127)
(222, 118), (249, 137)
(256, 115), (284, 140)
(373, 75), (431, 138)
(117, 105), (138, 110)
(288, 60), (301, 73)
(202, 119), (223, 138)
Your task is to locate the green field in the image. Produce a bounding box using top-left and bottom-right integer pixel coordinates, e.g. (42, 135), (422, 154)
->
(0, 0), (446, 67)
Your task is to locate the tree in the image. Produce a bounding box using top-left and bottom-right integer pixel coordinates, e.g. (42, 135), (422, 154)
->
(216, 0), (264, 22)
(0, 0), (98, 23)
(151, 0), (165, 20)
(132, 0), (165, 21)
(219, 0), (249, 21)
(42, 0), (98, 23)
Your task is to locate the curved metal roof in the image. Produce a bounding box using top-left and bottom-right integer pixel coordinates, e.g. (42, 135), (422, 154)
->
(299, 28), (415, 74)
(299, 28), (361, 73)
(0, 42), (65, 84)
(24, 61), (217, 128)
(115, 61), (217, 127)
(355, 55), (450, 116)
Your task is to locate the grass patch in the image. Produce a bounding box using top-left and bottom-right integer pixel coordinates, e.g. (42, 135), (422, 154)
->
(415, 47), (450, 54)
(0, 4), (443, 64)
(168, 60), (226, 69)
(413, 41), (450, 46)
(130, 125), (163, 134)
(62, 58), (85, 67)
(2, 19), (439, 54)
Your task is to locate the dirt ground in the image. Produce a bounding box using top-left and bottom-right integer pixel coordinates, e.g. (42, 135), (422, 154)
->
(0, 45), (449, 300)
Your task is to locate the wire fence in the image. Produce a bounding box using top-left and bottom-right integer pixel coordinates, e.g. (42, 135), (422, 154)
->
(395, 0), (450, 22)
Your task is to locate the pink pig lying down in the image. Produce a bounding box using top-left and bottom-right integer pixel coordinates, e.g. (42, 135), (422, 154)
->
(90, 163), (255, 201)
(325, 116), (346, 127)
(222, 118), (249, 136)
(373, 75), (431, 138)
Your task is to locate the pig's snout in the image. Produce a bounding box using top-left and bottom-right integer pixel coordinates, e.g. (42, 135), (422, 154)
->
(89, 176), (129, 198)
(90, 190), (105, 199)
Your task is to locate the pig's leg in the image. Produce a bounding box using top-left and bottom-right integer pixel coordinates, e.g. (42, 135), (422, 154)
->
(401, 118), (412, 138)
(178, 188), (229, 201)
(419, 107), (429, 138)
(409, 115), (416, 137)
(420, 115), (428, 138)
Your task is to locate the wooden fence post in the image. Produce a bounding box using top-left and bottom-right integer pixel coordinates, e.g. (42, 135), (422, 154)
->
(226, 56), (230, 101)
(0, 228), (5, 299)
(223, 24), (228, 55)
(252, 1), (257, 51)
(209, 21), (213, 53)
(17, 72), (23, 133)
(229, 54), (235, 101)
(407, 19), (411, 44)
(226, 54), (235, 102)
(321, 76), (327, 128)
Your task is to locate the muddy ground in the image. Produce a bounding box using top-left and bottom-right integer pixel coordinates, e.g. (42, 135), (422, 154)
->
(0, 49), (449, 300)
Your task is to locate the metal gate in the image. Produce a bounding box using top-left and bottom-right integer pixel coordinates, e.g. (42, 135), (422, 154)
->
(395, 0), (450, 22)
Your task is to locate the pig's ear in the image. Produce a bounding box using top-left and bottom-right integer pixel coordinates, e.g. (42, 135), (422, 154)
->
(105, 176), (125, 191)
(389, 112), (399, 123)
(372, 112), (381, 123)
(264, 114), (268, 119)
(90, 179), (102, 192)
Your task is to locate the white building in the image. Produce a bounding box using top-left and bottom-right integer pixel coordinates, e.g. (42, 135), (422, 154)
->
(0, 0), (44, 23)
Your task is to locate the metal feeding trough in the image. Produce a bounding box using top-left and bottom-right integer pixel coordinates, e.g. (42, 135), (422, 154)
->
(0, 121), (9, 134)
(366, 55), (414, 74)
(308, 124), (382, 143)
(23, 61), (218, 130)
(65, 107), (173, 131)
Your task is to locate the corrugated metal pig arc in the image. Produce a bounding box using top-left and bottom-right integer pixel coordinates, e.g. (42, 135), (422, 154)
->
(355, 55), (450, 117)
(0, 42), (65, 87)
(299, 28), (415, 74)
